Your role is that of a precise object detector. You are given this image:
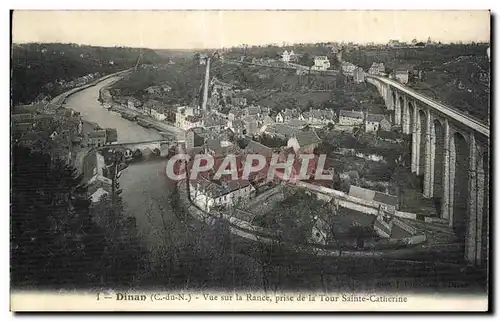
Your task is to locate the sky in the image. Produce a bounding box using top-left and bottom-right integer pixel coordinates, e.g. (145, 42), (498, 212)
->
(12, 10), (491, 49)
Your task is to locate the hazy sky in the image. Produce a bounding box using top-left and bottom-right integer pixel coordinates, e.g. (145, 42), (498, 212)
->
(12, 10), (490, 49)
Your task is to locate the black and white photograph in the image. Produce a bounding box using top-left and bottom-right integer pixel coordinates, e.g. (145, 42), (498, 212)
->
(9, 10), (491, 311)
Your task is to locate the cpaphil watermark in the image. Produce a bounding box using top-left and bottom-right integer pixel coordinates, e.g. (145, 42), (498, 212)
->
(166, 151), (334, 183)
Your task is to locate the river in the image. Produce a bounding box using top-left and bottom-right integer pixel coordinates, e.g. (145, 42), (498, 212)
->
(64, 76), (177, 246)
(61, 75), (484, 292)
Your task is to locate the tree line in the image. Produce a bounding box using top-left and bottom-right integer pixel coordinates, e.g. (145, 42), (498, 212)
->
(11, 43), (162, 105)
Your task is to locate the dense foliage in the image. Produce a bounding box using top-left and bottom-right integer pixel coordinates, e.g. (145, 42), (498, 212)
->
(11, 43), (162, 104)
(11, 145), (146, 289)
(110, 57), (205, 106)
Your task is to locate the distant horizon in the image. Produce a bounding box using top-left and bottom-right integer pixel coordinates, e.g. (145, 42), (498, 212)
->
(11, 39), (491, 52)
(12, 11), (490, 50)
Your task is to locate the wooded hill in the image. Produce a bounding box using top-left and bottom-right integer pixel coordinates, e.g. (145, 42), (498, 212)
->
(11, 43), (163, 105)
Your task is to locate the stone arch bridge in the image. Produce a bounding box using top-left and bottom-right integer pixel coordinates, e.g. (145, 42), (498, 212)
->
(98, 139), (178, 158)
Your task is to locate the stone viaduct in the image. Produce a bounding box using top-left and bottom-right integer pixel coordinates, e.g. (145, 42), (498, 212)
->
(366, 75), (490, 266)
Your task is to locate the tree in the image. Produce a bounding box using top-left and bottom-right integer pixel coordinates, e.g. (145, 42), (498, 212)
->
(299, 53), (314, 67)
(11, 144), (146, 289)
(11, 145), (106, 288)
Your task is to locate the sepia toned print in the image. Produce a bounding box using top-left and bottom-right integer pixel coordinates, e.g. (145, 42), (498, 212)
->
(10, 10), (490, 312)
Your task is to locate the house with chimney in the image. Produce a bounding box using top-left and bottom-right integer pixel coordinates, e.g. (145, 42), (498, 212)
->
(339, 110), (364, 126)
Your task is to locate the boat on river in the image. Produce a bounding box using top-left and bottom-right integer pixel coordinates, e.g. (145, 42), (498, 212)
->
(120, 112), (137, 121)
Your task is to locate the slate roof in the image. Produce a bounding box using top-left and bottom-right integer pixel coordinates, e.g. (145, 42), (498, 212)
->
(88, 130), (107, 138)
(340, 110), (364, 119)
(204, 117), (225, 127)
(263, 115), (275, 124)
(186, 115), (203, 123)
(287, 119), (307, 128)
(246, 140), (273, 158)
(267, 124), (298, 138)
(365, 114), (387, 123)
(294, 130), (321, 147)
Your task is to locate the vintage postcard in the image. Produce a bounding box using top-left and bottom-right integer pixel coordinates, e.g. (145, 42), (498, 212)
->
(10, 10), (490, 312)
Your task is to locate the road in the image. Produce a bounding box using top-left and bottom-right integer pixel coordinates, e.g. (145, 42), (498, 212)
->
(63, 76), (178, 246)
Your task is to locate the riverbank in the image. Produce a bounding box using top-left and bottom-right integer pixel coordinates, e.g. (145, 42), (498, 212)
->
(97, 80), (185, 142)
(52, 69), (132, 107)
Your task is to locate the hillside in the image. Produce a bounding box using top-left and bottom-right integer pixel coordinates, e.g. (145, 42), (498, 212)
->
(344, 44), (490, 120)
(11, 43), (163, 105)
(109, 56), (206, 106)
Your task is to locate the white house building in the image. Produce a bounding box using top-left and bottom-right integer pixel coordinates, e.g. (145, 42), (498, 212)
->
(189, 177), (256, 212)
(175, 106), (196, 128)
(311, 56), (330, 71)
(302, 109), (336, 127)
(275, 112), (284, 123)
(151, 107), (167, 121)
(281, 50), (297, 63)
